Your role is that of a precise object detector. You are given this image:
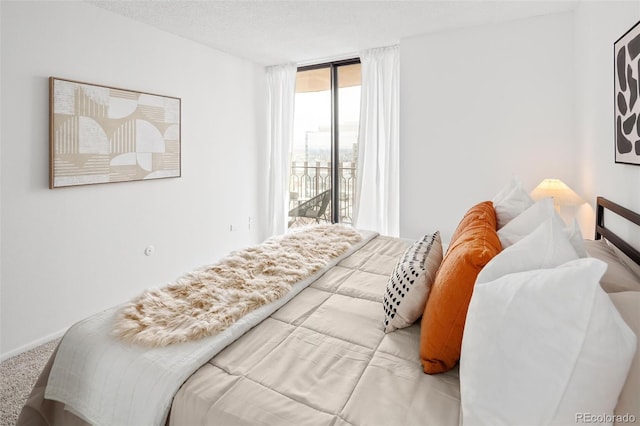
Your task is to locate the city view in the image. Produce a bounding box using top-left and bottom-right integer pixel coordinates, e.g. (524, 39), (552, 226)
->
(288, 73), (361, 227)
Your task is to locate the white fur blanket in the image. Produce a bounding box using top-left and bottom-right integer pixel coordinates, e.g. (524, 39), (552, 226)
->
(114, 224), (362, 346)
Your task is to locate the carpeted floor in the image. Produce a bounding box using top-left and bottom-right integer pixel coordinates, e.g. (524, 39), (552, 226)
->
(1, 338), (60, 426)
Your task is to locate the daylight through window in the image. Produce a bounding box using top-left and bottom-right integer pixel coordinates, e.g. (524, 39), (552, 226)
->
(288, 60), (361, 228)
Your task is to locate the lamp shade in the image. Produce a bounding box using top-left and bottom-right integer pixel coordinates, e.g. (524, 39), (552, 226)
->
(530, 179), (585, 207)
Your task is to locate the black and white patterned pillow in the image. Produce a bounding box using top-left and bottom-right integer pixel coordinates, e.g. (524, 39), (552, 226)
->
(383, 232), (443, 333)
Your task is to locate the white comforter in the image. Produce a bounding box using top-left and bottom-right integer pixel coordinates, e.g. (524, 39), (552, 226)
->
(44, 231), (377, 426)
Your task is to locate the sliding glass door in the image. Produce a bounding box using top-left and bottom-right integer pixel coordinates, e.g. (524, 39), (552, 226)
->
(288, 59), (361, 228)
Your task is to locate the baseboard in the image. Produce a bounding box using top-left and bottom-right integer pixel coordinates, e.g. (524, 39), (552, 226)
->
(0, 328), (67, 362)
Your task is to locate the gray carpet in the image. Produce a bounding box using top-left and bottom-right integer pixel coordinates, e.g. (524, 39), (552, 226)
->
(0, 338), (60, 426)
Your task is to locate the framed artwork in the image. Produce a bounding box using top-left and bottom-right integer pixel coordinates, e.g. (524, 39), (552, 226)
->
(49, 77), (181, 188)
(614, 20), (640, 165)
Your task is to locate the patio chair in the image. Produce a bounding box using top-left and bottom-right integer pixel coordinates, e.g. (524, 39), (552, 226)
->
(288, 189), (331, 225)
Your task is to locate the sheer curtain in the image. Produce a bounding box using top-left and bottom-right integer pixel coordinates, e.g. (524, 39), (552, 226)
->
(266, 64), (297, 237)
(353, 45), (400, 236)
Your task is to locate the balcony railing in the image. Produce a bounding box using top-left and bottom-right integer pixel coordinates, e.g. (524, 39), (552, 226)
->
(289, 161), (357, 225)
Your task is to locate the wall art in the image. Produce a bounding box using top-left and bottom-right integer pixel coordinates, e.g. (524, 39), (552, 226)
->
(615, 20), (640, 165)
(50, 77), (181, 187)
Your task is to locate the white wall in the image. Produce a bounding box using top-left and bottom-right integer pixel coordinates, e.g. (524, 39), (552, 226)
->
(0, 1), (266, 359)
(400, 12), (576, 242)
(574, 1), (640, 245)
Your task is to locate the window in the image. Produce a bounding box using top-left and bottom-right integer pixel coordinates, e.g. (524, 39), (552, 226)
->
(288, 59), (361, 228)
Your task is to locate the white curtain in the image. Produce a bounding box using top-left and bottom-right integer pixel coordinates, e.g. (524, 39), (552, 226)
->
(353, 45), (400, 236)
(266, 64), (297, 237)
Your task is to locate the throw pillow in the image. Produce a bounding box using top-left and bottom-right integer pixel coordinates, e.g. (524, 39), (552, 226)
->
(419, 201), (502, 374)
(383, 232), (443, 333)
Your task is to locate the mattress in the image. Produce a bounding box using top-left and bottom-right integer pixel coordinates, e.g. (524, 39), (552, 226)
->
(169, 234), (461, 425)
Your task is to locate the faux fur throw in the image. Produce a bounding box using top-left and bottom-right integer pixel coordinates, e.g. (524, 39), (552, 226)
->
(113, 225), (362, 347)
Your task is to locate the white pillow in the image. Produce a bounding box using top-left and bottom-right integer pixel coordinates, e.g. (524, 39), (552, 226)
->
(476, 217), (578, 285)
(383, 232), (443, 333)
(566, 217), (588, 258)
(497, 197), (555, 247)
(609, 292), (640, 421)
(609, 239), (640, 280)
(498, 197), (587, 257)
(492, 176), (534, 229)
(461, 258), (637, 425)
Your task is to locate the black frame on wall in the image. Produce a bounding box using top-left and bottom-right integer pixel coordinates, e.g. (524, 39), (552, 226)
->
(614, 19), (640, 166)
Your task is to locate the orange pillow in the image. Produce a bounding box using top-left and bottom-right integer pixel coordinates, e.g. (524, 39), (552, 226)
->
(420, 201), (502, 374)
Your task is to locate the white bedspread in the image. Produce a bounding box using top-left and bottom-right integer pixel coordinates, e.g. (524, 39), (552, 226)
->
(44, 230), (377, 426)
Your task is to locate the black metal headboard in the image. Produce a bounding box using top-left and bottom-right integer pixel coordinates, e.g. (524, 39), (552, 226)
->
(595, 196), (640, 265)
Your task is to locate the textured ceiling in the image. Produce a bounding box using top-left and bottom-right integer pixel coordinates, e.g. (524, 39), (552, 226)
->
(89, 0), (579, 66)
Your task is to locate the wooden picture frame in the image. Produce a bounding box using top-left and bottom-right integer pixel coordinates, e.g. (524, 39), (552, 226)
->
(49, 77), (181, 188)
(614, 20), (640, 165)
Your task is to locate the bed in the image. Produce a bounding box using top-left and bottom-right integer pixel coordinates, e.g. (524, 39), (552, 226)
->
(17, 188), (640, 426)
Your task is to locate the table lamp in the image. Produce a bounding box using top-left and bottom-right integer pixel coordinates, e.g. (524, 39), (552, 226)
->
(530, 178), (585, 211)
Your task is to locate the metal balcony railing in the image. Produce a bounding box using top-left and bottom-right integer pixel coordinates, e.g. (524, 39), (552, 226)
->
(288, 161), (357, 226)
